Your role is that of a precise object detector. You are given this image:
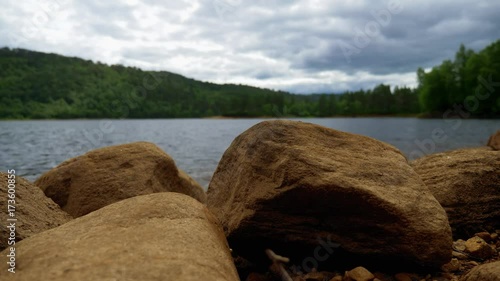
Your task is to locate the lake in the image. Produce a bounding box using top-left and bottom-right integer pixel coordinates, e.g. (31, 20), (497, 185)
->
(0, 118), (498, 189)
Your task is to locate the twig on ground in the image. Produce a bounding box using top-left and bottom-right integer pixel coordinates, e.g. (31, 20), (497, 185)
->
(265, 249), (293, 281)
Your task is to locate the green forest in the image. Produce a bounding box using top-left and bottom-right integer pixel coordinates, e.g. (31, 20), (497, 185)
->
(0, 40), (499, 119)
(418, 40), (500, 117)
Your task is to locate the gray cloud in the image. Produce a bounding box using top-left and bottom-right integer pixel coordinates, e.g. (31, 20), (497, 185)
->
(0, 0), (499, 93)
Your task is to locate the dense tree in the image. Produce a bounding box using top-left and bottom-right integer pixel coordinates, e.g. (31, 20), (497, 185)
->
(417, 40), (500, 117)
(0, 45), (463, 119)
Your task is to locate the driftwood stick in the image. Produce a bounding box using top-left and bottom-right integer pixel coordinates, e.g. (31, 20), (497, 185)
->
(265, 249), (293, 281)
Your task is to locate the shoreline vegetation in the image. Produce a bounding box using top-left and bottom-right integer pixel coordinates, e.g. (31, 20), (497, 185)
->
(3, 113), (500, 121)
(1, 40), (499, 120)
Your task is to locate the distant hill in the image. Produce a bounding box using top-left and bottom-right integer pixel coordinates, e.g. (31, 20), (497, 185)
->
(0, 47), (421, 119)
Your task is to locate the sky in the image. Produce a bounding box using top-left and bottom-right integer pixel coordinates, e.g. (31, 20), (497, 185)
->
(1, 0), (500, 94)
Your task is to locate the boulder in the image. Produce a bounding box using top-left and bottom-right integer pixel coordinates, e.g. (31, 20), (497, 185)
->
(0, 192), (239, 281)
(0, 172), (71, 251)
(488, 130), (500, 150)
(461, 261), (500, 281)
(411, 147), (500, 238)
(35, 141), (206, 217)
(207, 120), (452, 268)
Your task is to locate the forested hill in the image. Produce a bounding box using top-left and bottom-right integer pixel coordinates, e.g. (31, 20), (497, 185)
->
(1, 40), (499, 119)
(0, 48), (291, 119)
(0, 48), (422, 119)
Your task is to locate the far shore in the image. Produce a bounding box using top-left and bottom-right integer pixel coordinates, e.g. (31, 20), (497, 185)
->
(2, 113), (500, 121)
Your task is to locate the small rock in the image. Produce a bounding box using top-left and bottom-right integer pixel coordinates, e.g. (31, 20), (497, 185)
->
(452, 251), (468, 260)
(329, 276), (342, 281)
(345, 267), (375, 281)
(453, 239), (467, 252)
(441, 258), (460, 272)
(491, 233), (499, 241)
(475, 232), (492, 243)
(394, 273), (412, 281)
(468, 261), (480, 267)
(465, 236), (496, 259)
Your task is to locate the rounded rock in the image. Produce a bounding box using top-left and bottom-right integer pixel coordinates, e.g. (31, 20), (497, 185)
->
(35, 141), (206, 217)
(208, 120), (452, 268)
(0, 173), (71, 251)
(0, 192), (238, 281)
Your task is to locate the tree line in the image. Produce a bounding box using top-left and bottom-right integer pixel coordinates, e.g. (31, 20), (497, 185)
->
(417, 40), (500, 117)
(0, 40), (498, 119)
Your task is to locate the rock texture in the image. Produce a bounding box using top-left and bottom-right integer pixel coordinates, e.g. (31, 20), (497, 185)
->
(0, 192), (238, 281)
(411, 147), (500, 238)
(488, 130), (500, 150)
(461, 261), (500, 281)
(35, 141), (206, 217)
(0, 173), (71, 251)
(207, 120), (452, 268)
(464, 236), (496, 260)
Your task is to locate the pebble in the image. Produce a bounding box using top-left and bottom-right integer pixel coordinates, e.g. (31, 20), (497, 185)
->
(441, 258), (460, 272)
(452, 251), (468, 260)
(491, 233), (499, 241)
(474, 232), (492, 243)
(453, 239), (466, 252)
(345, 266), (375, 281)
(465, 236), (495, 259)
(468, 261), (480, 266)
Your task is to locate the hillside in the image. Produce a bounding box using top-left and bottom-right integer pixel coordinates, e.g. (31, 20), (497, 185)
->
(0, 48), (293, 118)
(0, 47), (420, 119)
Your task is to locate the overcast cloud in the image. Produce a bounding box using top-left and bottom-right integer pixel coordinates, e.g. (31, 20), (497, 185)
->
(1, 0), (499, 93)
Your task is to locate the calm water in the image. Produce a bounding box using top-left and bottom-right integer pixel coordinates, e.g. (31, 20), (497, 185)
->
(0, 118), (498, 189)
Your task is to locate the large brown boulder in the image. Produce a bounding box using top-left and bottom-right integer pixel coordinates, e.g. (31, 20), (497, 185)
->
(207, 120), (452, 268)
(0, 172), (71, 251)
(411, 147), (500, 238)
(0, 192), (239, 281)
(461, 261), (500, 281)
(488, 130), (500, 150)
(35, 142), (206, 217)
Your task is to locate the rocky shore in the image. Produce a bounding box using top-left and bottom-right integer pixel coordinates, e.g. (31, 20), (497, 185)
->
(1, 121), (499, 281)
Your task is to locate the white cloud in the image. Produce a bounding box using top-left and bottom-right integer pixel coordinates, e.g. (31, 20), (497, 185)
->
(0, 0), (499, 93)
